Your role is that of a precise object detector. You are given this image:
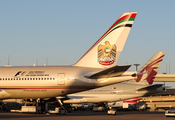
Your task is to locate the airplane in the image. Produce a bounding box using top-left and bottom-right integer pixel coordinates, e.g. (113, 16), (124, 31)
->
(0, 12), (137, 100)
(63, 51), (166, 103)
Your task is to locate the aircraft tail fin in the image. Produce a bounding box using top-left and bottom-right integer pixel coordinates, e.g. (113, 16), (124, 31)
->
(73, 12), (137, 68)
(135, 51), (166, 85)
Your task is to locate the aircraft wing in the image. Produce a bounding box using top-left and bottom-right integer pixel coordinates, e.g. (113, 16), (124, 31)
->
(137, 84), (163, 91)
(84, 65), (131, 79)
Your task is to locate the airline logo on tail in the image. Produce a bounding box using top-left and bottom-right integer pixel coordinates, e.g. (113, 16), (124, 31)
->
(136, 54), (165, 85)
(98, 41), (116, 65)
(73, 12), (137, 68)
(96, 13), (137, 66)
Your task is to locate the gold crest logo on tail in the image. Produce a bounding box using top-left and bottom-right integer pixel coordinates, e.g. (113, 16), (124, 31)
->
(98, 41), (116, 65)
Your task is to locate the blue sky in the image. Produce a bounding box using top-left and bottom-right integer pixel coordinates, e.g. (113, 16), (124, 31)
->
(0, 0), (175, 87)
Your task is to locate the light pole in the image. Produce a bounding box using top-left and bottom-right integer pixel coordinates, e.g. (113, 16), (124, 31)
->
(134, 64), (140, 71)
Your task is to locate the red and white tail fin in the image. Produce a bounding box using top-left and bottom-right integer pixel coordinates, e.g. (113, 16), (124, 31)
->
(136, 51), (166, 85)
(73, 12), (137, 68)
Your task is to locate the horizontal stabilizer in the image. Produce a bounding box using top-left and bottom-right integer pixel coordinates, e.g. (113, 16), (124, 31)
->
(137, 72), (148, 76)
(84, 65), (131, 79)
(137, 84), (163, 91)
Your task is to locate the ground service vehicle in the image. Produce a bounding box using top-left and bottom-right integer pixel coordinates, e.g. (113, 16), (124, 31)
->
(107, 109), (116, 115)
(165, 107), (175, 117)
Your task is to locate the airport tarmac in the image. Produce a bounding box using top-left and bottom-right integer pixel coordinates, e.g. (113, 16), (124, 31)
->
(0, 111), (173, 120)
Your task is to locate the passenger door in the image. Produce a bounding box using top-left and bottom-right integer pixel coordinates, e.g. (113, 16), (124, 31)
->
(57, 73), (65, 85)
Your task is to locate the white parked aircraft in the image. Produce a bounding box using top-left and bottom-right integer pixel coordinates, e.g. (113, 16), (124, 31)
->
(0, 12), (137, 100)
(64, 51), (166, 103)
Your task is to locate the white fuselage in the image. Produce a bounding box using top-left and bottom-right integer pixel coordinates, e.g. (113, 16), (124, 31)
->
(0, 66), (136, 99)
(64, 83), (163, 103)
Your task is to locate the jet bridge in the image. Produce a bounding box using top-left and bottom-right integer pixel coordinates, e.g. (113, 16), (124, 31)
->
(154, 74), (175, 82)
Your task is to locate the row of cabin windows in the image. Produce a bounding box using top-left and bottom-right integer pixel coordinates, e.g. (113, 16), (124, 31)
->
(0, 78), (55, 81)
